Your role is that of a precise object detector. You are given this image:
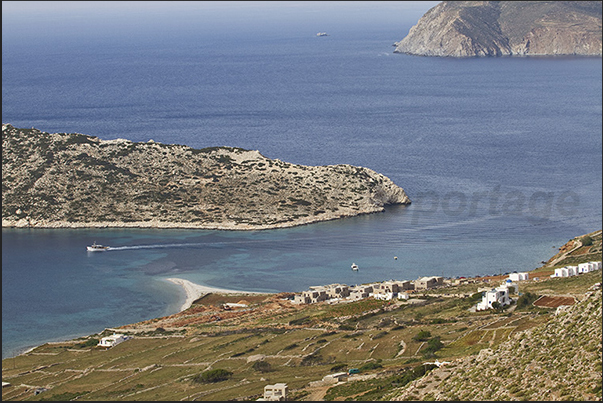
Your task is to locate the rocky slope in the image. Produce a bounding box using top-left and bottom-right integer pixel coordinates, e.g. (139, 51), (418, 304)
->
(394, 1), (602, 57)
(2, 124), (410, 230)
(389, 286), (603, 401)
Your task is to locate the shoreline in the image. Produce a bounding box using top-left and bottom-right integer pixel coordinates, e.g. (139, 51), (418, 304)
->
(2, 279), (272, 359)
(164, 277), (273, 312)
(0, 208), (397, 232)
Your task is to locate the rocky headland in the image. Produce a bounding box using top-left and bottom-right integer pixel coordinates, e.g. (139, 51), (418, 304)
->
(1, 124), (410, 230)
(394, 1), (602, 57)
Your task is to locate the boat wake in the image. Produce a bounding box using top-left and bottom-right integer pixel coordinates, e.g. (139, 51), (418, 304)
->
(106, 243), (204, 251)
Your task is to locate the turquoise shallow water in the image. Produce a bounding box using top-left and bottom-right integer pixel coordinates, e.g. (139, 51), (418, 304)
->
(2, 3), (601, 358)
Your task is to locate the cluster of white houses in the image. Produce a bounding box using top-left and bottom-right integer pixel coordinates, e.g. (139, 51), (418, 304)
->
(476, 261), (602, 311)
(292, 261), (602, 312)
(550, 261), (601, 278)
(292, 276), (445, 304)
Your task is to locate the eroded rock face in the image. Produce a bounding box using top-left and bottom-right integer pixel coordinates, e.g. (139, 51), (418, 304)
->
(2, 124), (410, 230)
(394, 1), (602, 57)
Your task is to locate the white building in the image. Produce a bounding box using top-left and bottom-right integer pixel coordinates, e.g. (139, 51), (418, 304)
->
(371, 281), (401, 300)
(502, 279), (518, 295)
(348, 285), (373, 300)
(415, 276), (444, 290)
(324, 283), (350, 299)
(260, 383), (288, 401)
(373, 291), (397, 300)
(552, 267), (570, 278)
(294, 288), (327, 304)
(551, 262), (602, 278)
(476, 285), (511, 311)
(508, 272), (529, 282)
(578, 261), (602, 273)
(578, 262), (591, 273)
(98, 333), (128, 348)
(322, 372), (348, 384)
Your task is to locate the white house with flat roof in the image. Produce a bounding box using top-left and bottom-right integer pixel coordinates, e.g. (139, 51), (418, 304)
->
(508, 272), (529, 281)
(578, 262), (591, 273)
(259, 383), (288, 401)
(322, 372), (348, 384)
(552, 267), (571, 278)
(578, 261), (601, 273)
(348, 285), (373, 300)
(371, 281), (401, 300)
(476, 285), (511, 311)
(98, 333), (128, 348)
(415, 276), (444, 290)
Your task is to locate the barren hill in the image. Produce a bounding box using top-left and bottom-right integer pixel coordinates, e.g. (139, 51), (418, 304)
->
(394, 1), (602, 57)
(1, 124), (410, 230)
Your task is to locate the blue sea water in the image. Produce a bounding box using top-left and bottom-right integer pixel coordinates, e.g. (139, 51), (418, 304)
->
(2, 2), (602, 359)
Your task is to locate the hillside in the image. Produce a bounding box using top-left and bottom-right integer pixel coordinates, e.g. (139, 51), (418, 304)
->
(389, 286), (602, 401)
(1, 124), (410, 230)
(394, 1), (603, 57)
(1, 231), (601, 401)
(545, 229), (602, 268)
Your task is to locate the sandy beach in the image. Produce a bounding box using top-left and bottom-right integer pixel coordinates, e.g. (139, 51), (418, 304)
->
(164, 278), (272, 312)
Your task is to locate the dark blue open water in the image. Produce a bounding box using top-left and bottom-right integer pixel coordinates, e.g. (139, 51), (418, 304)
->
(2, 2), (601, 358)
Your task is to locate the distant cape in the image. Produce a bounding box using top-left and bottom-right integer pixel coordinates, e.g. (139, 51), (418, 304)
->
(394, 1), (602, 57)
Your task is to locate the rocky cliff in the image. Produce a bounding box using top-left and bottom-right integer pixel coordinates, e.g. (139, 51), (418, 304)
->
(1, 124), (410, 230)
(394, 1), (602, 57)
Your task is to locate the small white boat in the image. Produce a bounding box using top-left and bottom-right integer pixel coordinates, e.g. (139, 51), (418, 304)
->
(316, 32), (328, 37)
(87, 241), (110, 252)
(351, 263), (358, 271)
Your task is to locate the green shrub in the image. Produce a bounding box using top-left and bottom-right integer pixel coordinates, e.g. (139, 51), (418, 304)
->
(430, 318), (447, 324)
(422, 336), (444, 358)
(581, 235), (593, 246)
(252, 361), (272, 373)
(330, 363), (348, 372)
(193, 368), (233, 383)
(289, 316), (311, 326)
(413, 330), (432, 342)
(516, 292), (539, 309)
(359, 361), (382, 372)
(469, 292), (483, 302)
(300, 352), (323, 366)
(76, 338), (98, 348)
(372, 331), (388, 339)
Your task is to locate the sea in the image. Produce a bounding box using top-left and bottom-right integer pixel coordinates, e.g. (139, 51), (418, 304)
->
(2, 2), (601, 359)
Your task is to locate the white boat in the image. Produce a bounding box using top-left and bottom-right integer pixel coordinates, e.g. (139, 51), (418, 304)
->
(87, 241), (110, 252)
(351, 263), (358, 271)
(316, 32), (328, 37)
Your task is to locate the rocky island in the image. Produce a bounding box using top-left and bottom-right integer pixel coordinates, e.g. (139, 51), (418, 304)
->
(394, 1), (602, 57)
(1, 124), (410, 230)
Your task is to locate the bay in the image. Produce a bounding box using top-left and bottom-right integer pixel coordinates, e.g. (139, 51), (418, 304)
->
(2, 2), (601, 359)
